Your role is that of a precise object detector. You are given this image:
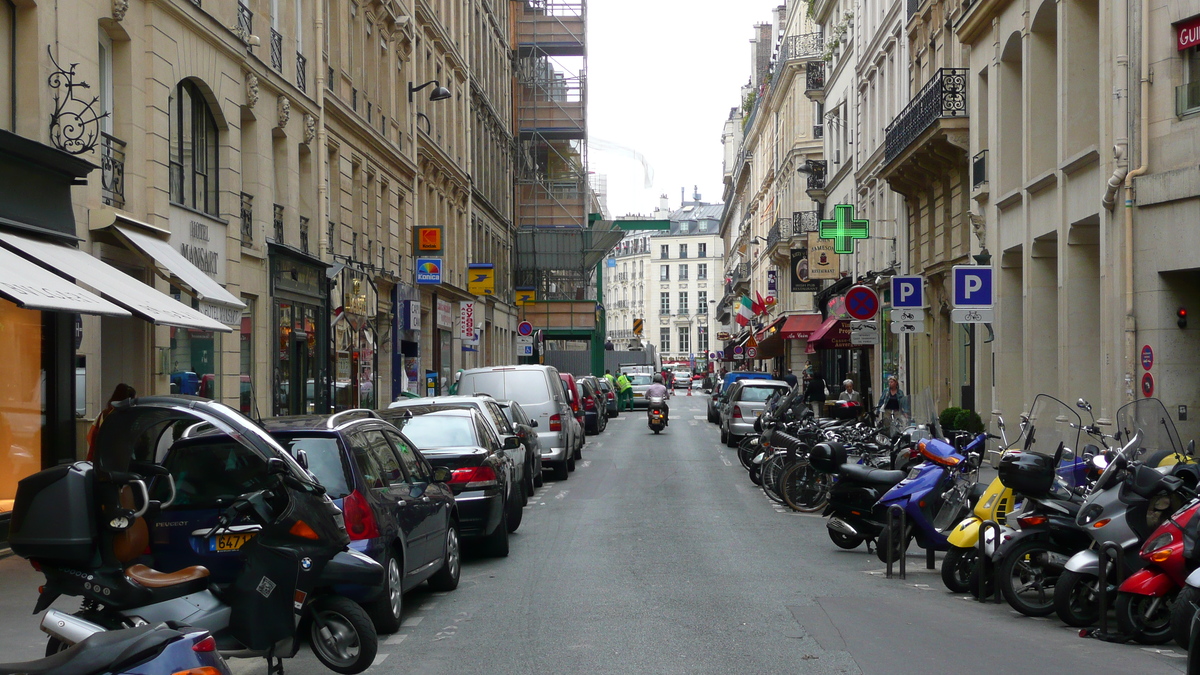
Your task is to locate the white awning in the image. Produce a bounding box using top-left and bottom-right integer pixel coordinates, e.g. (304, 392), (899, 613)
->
(0, 246), (129, 316)
(112, 224), (245, 324)
(0, 232), (232, 332)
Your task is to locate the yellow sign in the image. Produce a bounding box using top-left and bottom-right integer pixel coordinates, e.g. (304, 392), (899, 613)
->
(633, 318), (644, 335)
(515, 289), (537, 306)
(808, 232), (840, 280)
(467, 265), (495, 296)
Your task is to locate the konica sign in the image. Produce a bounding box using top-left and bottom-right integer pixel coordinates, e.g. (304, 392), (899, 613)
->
(415, 258), (443, 285)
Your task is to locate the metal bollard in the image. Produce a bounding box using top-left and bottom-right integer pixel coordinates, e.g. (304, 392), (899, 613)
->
(886, 504), (907, 580)
(927, 544), (936, 571)
(977, 520), (1003, 604)
(1095, 541), (1126, 639)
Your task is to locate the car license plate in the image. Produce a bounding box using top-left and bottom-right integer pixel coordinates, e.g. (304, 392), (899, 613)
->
(634, 392), (644, 398)
(210, 532), (255, 552)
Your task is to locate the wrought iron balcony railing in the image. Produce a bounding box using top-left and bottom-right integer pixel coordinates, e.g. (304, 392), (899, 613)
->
(299, 216), (310, 253)
(236, 3), (253, 43)
(805, 160), (827, 191)
(296, 53), (307, 91)
(100, 133), (126, 209)
(884, 68), (968, 164)
(791, 210), (820, 237)
(813, 124), (824, 139)
(806, 61), (825, 92)
(766, 220), (782, 251)
(270, 29), (283, 71)
(781, 32), (823, 63)
(273, 204), (284, 243)
(972, 149), (988, 189)
(240, 192), (253, 246)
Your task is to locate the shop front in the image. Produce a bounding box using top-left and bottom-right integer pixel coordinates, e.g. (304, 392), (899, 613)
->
(393, 285), (421, 398)
(331, 265), (379, 411)
(269, 244), (330, 416)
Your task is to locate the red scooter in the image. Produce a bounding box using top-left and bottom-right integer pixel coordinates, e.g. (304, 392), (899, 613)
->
(1115, 498), (1200, 644)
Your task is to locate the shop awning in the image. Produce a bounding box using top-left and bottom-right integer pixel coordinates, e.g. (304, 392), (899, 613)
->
(112, 224), (245, 321)
(754, 316), (786, 343)
(0, 245), (128, 316)
(755, 316), (787, 360)
(806, 316), (852, 350)
(780, 313), (824, 340)
(0, 232), (231, 332)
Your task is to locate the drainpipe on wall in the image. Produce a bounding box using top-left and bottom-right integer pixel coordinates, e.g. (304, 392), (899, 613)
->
(1124, 0), (1151, 401)
(316, 2), (327, 255)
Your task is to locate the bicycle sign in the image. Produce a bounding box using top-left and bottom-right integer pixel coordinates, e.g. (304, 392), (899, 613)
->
(950, 308), (994, 324)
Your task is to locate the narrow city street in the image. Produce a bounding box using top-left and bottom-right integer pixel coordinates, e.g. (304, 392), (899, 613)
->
(1, 394), (1180, 674)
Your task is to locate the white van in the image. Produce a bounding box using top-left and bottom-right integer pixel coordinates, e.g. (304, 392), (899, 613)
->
(455, 365), (580, 480)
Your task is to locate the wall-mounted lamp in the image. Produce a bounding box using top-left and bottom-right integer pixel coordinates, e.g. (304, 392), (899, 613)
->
(408, 80), (451, 103)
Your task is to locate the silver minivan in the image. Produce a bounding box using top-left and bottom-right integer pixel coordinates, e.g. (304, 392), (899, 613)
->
(720, 380), (791, 447)
(455, 365), (579, 480)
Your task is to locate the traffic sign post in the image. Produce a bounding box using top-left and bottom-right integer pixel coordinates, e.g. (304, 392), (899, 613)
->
(952, 266), (994, 308)
(891, 322), (924, 334)
(746, 346), (758, 359)
(845, 285), (880, 321)
(850, 320), (880, 345)
(950, 308), (995, 324)
(517, 321), (534, 337)
(892, 276), (924, 309)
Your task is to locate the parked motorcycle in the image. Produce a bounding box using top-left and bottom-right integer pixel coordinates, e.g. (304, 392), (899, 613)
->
(811, 441), (906, 549)
(648, 397), (667, 433)
(0, 622), (230, 675)
(1113, 497), (1200, 644)
(8, 396), (383, 674)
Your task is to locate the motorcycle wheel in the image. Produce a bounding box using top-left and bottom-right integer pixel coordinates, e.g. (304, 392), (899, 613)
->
(940, 546), (978, 594)
(748, 464), (763, 486)
(828, 529), (863, 550)
(1053, 569), (1103, 627)
(875, 522), (911, 565)
(1115, 590), (1177, 645)
(308, 595), (379, 674)
(779, 462), (830, 513)
(653, 428), (660, 434)
(998, 539), (1068, 617)
(1171, 585), (1200, 648)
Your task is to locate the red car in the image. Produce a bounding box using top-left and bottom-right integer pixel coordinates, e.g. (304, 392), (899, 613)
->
(558, 373), (585, 460)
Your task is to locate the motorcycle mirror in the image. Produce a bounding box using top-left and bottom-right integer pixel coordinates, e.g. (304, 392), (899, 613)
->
(1189, 439), (1196, 457)
(1077, 398), (1088, 410)
(996, 416), (1005, 430)
(530, 420), (539, 428)
(1091, 454), (1109, 471)
(1060, 446), (1076, 461)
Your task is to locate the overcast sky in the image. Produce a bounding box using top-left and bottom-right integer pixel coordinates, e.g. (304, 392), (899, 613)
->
(587, 1), (783, 218)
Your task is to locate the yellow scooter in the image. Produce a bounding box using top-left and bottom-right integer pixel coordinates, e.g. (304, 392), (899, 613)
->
(941, 417), (1017, 593)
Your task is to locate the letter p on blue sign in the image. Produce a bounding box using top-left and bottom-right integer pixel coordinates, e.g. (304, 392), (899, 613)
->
(952, 265), (994, 308)
(891, 276), (924, 309)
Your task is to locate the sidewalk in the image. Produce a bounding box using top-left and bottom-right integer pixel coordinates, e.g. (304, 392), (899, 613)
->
(0, 552), (75, 660)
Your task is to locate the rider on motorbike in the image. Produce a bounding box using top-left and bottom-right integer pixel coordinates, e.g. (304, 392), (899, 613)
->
(646, 374), (670, 425)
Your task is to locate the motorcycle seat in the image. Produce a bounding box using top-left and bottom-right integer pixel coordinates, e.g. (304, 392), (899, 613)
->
(124, 563), (210, 589)
(0, 623), (182, 675)
(837, 464), (907, 487)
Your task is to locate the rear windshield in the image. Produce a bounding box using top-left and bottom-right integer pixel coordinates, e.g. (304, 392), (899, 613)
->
(629, 375), (652, 385)
(459, 370), (551, 406)
(401, 415), (478, 448)
(161, 440), (275, 508)
(738, 386), (786, 402)
(273, 435), (352, 499)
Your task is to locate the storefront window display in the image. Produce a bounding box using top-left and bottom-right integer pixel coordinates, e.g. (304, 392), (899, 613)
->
(270, 247), (329, 416)
(333, 269), (378, 411)
(0, 300), (43, 515)
(240, 297), (254, 414)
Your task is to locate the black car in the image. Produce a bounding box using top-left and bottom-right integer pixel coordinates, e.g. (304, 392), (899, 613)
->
(391, 408), (523, 557)
(579, 376), (607, 435)
(498, 400), (544, 489)
(263, 411), (461, 633)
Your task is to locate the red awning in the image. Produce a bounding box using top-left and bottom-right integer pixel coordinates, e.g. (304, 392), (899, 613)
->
(754, 316), (786, 342)
(780, 313), (824, 340)
(806, 316), (852, 350)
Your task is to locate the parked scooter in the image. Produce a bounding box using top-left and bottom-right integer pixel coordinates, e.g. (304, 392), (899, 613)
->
(0, 622), (231, 675)
(8, 396), (383, 674)
(1113, 497), (1200, 644)
(812, 441), (906, 550)
(648, 397), (668, 433)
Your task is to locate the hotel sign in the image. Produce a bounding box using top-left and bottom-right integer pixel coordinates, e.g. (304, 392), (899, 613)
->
(1178, 15), (1200, 50)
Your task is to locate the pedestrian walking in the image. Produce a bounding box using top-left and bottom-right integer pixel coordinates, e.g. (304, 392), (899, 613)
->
(616, 372), (634, 411)
(838, 379), (861, 403)
(87, 383), (135, 461)
(783, 369), (798, 388)
(876, 376), (909, 434)
(802, 369), (827, 418)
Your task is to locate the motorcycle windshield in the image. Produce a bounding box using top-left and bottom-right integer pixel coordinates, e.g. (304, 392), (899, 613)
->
(1016, 395), (1080, 462)
(1115, 398), (1182, 460)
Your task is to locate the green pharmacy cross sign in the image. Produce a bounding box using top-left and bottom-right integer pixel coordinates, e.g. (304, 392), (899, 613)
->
(819, 204), (870, 255)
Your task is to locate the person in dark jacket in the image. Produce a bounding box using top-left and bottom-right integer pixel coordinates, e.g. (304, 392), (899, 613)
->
(783, 369), (799, 387)
(802, 370), (827, 417)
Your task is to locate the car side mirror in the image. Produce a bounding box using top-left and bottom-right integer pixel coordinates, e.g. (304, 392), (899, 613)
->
(503, 436), (521, 451)
(530, 420), (539, 428)
(430, 467), (452, 483)
(295, 449), (310, 470)
(267, 457), (289, 475)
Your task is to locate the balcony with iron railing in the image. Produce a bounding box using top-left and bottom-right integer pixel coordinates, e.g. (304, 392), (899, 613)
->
(730, 263), (750, 289)
(516, 0), (584, 56)
(100, 133), (126, 209)
(780, 32), (823, 64)
(884, 68), (968, 165)
(296, 52), (307, 91)
(972, 149), (988, 191)
(235, 3), (253, 44)
(766, 219), (783, 253)
(792, 210), (820, 238)
(804, 160), (827, 199)
(240, 192), (254, 246)
(270, 29), (283, 71)
(273, 204), (284, 243)
(805, 61), (826, 102)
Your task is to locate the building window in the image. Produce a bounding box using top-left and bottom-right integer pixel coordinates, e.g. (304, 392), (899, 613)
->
(660, 244), (669, 260)
(697, 263), (707, 280)
(169, 80), (220, 216)
(1180, 47), (1200, 116)
(678, 326), (690, 354)
(679, 244), (688, 259)
(698, 326), (709, 352)
(660, 327), (671, 352)
(240, 297), (255, 414)
(660, 291), (670, 314)
(678, 291), (689, 313)
(678, 264), (688, 281)
(660, 266), (669, 281)
(698, 243), (707, 258)
(698, 290), (708, 311)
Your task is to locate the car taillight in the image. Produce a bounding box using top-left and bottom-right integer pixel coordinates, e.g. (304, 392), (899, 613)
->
(449, 465), (499, 489)
(550, 414), (562, 431)
(733, 405), (743, 419)
(192, 635), (217, 652)
(585, 397), (596, 410)
(571, 400), (579, 412)
(607, 392), (615, 401)
(342, 490), (380, 541)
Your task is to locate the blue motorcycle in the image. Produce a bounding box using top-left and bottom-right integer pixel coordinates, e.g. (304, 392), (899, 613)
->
(0, 622), (229, 675)
(874, 433), (987, 563)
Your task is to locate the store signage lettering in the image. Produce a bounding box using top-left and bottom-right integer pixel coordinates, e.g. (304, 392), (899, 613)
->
(180, 242), (220, 275)
(170, 208), (228, 285)
(1179, 16), (1200, 50)
(460, 301), (476, 340)
(201, 301), (241, 326)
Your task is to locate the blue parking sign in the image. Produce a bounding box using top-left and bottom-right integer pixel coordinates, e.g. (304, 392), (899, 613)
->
(892, 276), (924, 309)
(952, 266), (993, 307)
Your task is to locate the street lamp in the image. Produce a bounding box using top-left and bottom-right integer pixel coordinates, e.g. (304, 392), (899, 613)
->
(409, 80), (452, 102)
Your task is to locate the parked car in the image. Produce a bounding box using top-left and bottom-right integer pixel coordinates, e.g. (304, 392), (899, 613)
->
(559, 373), (587, 455)
(596, 378), (619, 418)
(706, 380), (725, 423)
(709, 371), (774, 423)
(578, 376), (607, 434)
(720, 380), (792, 447)
(672, 369), (692, 389)
(497, 400), (544, 489)
(155, 409), (461, 635)
(384, 395), (533, 505)
(453, 365), (579, 481)
(390, 408), (522, 558)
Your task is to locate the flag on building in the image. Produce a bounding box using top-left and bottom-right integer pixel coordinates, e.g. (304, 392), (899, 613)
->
(736, 295), (754, 326)
(753, 291), (768, 316)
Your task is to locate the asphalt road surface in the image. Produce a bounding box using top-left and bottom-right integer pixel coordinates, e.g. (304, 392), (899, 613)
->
(0, 395), (1188, 674)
